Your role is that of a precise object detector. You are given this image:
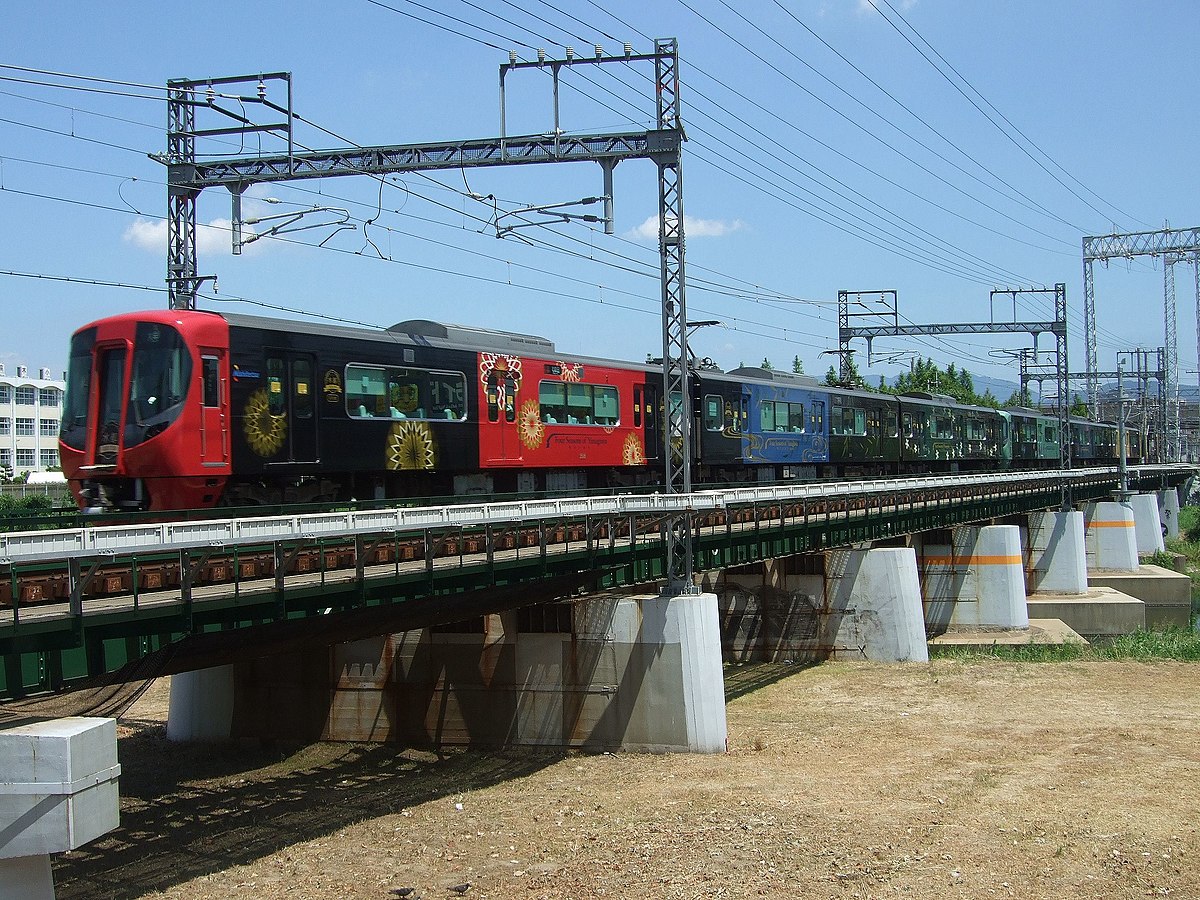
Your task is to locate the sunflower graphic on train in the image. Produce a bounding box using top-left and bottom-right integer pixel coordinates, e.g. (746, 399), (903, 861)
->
(387, 421), (437, 470)
(243, 387), (286, 457)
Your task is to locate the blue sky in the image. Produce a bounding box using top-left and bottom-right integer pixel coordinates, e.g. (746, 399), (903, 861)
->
(2, 1), (1197, 397)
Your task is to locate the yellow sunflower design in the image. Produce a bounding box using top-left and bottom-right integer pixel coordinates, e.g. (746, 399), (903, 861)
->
(622, 433), (646, 465)
(243, 388), (287, 457)
(387, 421), (437, 470)
(517, 399), (545, 450)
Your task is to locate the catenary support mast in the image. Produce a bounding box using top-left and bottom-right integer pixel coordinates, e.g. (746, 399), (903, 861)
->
(161, 41), (699, 592)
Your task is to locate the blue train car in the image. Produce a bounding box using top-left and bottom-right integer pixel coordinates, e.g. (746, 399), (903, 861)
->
(725, 367), (830, 478)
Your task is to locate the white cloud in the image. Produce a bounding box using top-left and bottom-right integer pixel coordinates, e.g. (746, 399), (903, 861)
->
(857, 0), (917, 14)
(625, 214), (746, 241)
(123, 216), (263, 256)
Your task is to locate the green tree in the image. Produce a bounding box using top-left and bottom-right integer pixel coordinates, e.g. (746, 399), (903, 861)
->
(791, 355), (804, 374)
(761, 357), (774, 370)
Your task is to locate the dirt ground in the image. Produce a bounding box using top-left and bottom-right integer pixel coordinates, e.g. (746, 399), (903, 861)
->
(50, 660), (1200, 900)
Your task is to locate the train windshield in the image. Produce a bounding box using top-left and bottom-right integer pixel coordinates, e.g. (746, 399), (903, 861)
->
(60, 327), (96, 451)
(124, 322), (192, 447)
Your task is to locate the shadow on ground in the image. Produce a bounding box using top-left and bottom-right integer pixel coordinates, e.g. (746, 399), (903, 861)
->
(722, 659), (820, 702)
(52, 718), (560, 899)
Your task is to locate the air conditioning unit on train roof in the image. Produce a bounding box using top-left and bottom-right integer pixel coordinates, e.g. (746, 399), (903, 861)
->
(388, 319), (555, 354)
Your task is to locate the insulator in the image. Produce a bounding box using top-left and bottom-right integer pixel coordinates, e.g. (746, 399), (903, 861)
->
(594, 44), (603, 57)
(624, 43), (633, 56)
(537, 48), (546, 63)
(257, 80), (266, 100)
(509, 50), (518, 64)
(205, 84), (215, 103)
(565, 46), (574, 60)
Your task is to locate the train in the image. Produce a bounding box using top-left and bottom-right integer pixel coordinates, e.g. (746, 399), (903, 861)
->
(58, 308), (1138, 512)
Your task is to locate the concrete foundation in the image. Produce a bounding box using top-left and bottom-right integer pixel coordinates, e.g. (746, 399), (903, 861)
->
(1026, 587), (1145, 639)
(826, 547), (928, 662)
(1081, 501), (1138, 572)
(0, 855), (53, 900)
(1086, 564), (1192, 629)
(0, 718), (121, 900)
(927, 618), (1086, 649)
(920, 525), (1027, 631)
(1025, 510), (1087, 594)
(1129, 493), (1166, 555)
(1159, 488), (1181, 540)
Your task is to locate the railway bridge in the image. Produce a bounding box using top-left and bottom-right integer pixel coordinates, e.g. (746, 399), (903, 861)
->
(0, 464), (1193, 750)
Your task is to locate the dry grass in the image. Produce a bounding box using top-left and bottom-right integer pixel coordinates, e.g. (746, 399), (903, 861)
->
(53, 660), (1200, 899)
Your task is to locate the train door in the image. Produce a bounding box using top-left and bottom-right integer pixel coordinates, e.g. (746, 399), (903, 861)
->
(482, 366), (519, 464)
(640, 382), (661, 463)
(93, 344), (127, 466)
(199, 350), (228, 467)
(265, 351), (318, 463)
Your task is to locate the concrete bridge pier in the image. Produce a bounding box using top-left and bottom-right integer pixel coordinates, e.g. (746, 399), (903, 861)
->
(1081, 501), (1139, 572)
(166, 664), (235, 742)
(1159, 487), (1181, 540)
(1129, 493), (1166, 555)
(166, 593), (728, 753)
(918, 525), (1028, 632)
(825, 547), (928, 662)
(1025, 510), (1088, 594)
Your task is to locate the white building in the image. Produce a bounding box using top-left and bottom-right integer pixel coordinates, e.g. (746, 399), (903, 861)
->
(0, 363), (65, 477)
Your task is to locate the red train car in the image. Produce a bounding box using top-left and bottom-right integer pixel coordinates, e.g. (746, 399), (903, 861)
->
(59, 310), (664, 512)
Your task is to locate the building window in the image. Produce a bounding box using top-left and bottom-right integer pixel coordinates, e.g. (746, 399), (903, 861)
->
(15, 418), (34, 436)
(38, 388), (61, 407)
(14, 387), (35, 406)
(40, 449), (59, 468)
(39, 419), (58, 436)
(0, 449), (10, 467)
(0, 418), (9, 435)
(0, 386), (9, 404)
(16, 449), (34, 467)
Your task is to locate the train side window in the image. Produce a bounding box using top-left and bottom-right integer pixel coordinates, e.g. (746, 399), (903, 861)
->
(866, 409), (879, 436)
(202, 356), (220, 408)
(594, 386), (618, 426)
(346, 365), (387, 417)
(267, 357), (286, 416)
(427, 371), (466, 420)
(703, 394), (722, 431)
(854, 408), (866, 436)
(486, 372), (500, 422)
(566, 383), (593, 424)
(759, 401), (776, 432)
(633, 386), (643, 427)
(540, 381), (566, 423)
(292, 359), (312, 419)
(788, 402), (805, 433)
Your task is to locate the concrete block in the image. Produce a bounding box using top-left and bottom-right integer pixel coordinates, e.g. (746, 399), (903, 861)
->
(1026, 587), (1145, 638)
(920, 526), (1027, 630)
(0, 717), (120, 859)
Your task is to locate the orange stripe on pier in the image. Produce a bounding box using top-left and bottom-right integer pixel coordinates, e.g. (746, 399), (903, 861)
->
(923, 555), (1023, 566)
(1086, 520), (1135, 529)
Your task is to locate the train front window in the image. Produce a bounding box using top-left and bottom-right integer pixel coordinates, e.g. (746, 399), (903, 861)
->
(60, 326), (96, 451)
(125, 323), (192, 447)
